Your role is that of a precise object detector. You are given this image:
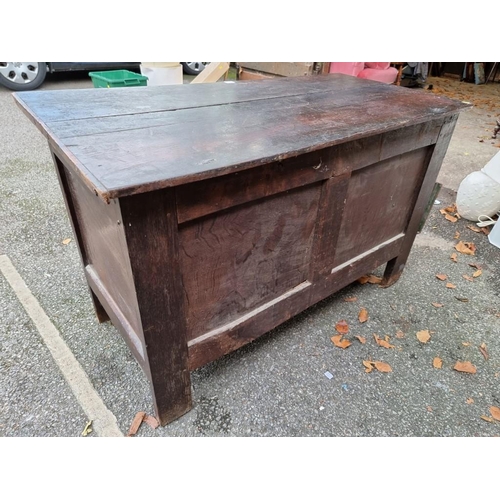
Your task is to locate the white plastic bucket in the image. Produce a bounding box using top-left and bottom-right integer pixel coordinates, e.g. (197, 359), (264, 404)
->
(488, 219), (500, 249)
(140, 64), (183, 86)
(456, 151), (500, 221)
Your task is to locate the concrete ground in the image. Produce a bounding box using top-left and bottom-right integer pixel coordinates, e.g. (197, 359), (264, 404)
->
(0, 71), (499, 437)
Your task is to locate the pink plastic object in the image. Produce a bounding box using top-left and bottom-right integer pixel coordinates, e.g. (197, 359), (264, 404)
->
(358, 67), (398, 84)
(329, 62), (398, 84)
(328, 62), (364, 77)
(364, 62), (390, 70)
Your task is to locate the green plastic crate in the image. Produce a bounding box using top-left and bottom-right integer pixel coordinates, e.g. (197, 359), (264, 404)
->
(89, 69), (148, 88)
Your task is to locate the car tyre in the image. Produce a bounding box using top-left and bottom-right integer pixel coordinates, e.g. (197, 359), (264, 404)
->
(0, 62), (47, 91)
(181, 62), (209, 75)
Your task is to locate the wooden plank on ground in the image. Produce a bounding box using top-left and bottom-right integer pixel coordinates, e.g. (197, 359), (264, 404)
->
(191, 62), (229, 84)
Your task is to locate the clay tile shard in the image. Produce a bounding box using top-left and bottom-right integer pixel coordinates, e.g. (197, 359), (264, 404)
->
(127, 411), (146, 437)
(144, 414), (159, 429)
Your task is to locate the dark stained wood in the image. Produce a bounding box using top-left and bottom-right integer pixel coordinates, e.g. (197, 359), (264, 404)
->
(188, 234), (404, 370)
(14, 74), (467, 202)
(238, 69), (275, 81)
(188, 281), (312, 370)
(53, 87), (462, 200)
(63, 160), (143, 338)
(382, 115), (459, 287)
(17, 75), (467, 425)
(178, 184), (321, 340)
(13, 74), (373, 123)
(309, 173), (351, 279)
(120, 190), (192, 425)
(331, 119), (443, 176)
(50, 151), (109, 323)
(320, 63), (331, 75)
(332, 147), (431, 268)
(176, 148), (333, 224)
(309, 233), (405, 305)
(85, 265), (146, 364)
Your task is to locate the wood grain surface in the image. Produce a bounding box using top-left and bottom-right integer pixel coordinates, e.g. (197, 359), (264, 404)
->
(14, 74), (467, 201)
(179, 184), (321, 340)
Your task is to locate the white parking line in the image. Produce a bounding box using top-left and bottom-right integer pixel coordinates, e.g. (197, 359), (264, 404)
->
(0, 254), (123, 437)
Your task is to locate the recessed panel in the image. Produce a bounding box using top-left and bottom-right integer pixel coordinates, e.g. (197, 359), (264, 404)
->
(332, 146), (431, 267)
(179, 184), (321, 340)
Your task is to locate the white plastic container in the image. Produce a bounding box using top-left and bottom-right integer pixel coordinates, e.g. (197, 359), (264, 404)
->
(488, 217), (500, 249)
(456, 151), (500, 221)
(140, 63), (183, 86)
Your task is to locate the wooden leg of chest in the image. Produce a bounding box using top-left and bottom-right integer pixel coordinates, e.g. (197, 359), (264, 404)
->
(381, 115), (458, 288)
(120, 190), (192, 426)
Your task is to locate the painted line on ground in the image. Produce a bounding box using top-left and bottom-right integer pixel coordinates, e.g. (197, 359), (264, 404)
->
(0, 254), (123, 437)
